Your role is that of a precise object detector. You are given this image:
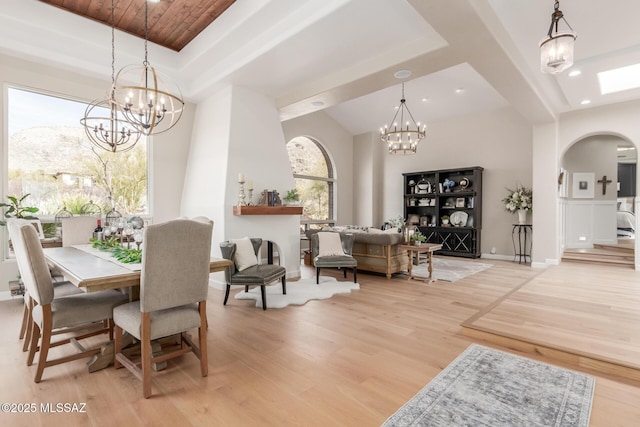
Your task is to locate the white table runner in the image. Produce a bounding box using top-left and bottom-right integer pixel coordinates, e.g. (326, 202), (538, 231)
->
(72, 244), (142, 271)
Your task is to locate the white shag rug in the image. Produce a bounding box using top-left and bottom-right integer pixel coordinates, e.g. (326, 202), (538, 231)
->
(234, 276), (359, 309)
(411, 257), (493, 282)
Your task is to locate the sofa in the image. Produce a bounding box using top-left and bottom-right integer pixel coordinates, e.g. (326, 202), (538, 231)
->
(307, 227), (409, 279)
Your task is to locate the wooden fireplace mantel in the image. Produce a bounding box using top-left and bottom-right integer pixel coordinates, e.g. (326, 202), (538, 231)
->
(232, 205), (303, 216)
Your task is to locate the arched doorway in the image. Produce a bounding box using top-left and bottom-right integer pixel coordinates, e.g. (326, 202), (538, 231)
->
(560, 134), (636, 265)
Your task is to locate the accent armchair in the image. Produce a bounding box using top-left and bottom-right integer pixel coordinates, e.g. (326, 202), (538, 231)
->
(220, 238), (286, 310)
(311, 232), (357, 285)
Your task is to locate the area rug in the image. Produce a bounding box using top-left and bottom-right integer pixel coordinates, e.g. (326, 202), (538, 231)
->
(234, 276), (359, 309)
(411, 257), (492, 282)
(382, 344), (595, 427)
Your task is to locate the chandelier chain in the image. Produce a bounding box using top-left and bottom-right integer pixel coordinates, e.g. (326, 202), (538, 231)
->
(143, 0), (149, 67)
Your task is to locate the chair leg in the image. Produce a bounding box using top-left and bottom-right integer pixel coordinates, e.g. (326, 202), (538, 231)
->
(22, 298), (35, 352)
(27, 321), (40, 366)
(281, 276), (286, 295)
(316, 267), (320, 284)
(34, 306), (53, 383)
(19, 299), (29, 340)
(353, 267), (357, 283)
(141, 312), (152, 398)
(260, 285), (267, 310)
(223, 284), (231, 305)
(343, 268), (347, 278)
(198, 301), (208, 377)
(114, 325), (123, 369)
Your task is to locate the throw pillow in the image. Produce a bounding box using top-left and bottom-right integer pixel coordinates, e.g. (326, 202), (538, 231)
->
(231, 237), (258, 271)
(318, 232), (345, 256)
(384, 227), (401, 234)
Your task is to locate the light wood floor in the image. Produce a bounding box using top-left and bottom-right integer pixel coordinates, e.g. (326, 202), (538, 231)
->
(1, 260), (640, 426)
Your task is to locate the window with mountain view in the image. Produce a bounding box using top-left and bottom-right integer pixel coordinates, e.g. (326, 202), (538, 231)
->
(6, 87), (149, 227)
(286, 136), (334, 225)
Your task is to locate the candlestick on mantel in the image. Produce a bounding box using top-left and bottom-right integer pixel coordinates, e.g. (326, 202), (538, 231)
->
(238, 172), (244, 183)
(247, 180), (253, 190)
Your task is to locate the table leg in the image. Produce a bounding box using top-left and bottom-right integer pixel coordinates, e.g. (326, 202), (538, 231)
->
(407, 250), (414, 280)
(428, 251), (434, 281)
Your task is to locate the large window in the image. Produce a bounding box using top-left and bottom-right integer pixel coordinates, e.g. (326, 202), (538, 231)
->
(6, 87), (149, 225)
(286, 136), (334, 229)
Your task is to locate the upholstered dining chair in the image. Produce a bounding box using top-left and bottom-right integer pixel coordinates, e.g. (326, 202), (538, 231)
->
(113, 218), (213, 398)
(7, 219), (83, 354)
(10, 221), (129, 383)
(61, 216), (99, 246)
(311, 232), (357, 285)
(220, 238), (286, 310)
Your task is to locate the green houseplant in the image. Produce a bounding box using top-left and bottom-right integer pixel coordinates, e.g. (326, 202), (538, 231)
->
(441, 215), (450, 225)
(283, 189), (300, 205)
(410, 230), (426, 245)
(0, 194), (39, 226)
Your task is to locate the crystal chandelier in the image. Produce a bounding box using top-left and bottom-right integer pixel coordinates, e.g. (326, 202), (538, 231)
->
(380, 82), (426, 155)
(80, 0), (141, 152)
(112, 0), (184, 135)
(539, 0), (577, 74)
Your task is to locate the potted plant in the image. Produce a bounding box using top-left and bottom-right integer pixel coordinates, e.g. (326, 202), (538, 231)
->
(0, 194), (39, 226)
(502, 185), (532, 224)
(283, 188), (300, 206)
(441, 215), (450, 225)
(410, 230), (426, 245)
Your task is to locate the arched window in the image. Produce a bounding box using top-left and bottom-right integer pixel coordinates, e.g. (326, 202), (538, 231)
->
(286, 136), (334, 228)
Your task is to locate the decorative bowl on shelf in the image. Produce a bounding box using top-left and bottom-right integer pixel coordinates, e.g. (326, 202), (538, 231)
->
(450, 211), (468, 227)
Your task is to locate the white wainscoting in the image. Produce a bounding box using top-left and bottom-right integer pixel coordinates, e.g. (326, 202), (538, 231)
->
(565, 200), (617, 248)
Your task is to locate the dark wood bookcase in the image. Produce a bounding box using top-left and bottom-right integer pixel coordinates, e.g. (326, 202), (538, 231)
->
(402, 166), (483, 258)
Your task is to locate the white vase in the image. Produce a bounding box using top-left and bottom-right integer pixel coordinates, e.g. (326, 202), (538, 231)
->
(517, 209), (527, 224)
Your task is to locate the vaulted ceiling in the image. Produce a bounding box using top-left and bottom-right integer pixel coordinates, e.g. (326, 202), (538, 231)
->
(2, 0), (640, 135)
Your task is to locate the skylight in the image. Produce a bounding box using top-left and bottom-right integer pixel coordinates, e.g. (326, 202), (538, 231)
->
(597, 64), (640, 95)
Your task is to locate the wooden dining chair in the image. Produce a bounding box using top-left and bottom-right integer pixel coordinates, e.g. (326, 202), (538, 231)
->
(10, 221), (129, 383)
(113, 218), (213, 398)
(61, 216), (99, 246)
(7, 219), (83, 354)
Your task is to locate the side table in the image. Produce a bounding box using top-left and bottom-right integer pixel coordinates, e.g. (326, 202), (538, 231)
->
(398, 243), (443, 283)
(512, 224), (532, 264)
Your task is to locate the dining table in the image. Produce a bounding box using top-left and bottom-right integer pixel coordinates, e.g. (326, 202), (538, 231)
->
(44, 245), (233, 294)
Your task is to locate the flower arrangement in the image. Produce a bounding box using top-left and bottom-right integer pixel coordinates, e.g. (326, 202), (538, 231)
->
(502, 185), (532, 213)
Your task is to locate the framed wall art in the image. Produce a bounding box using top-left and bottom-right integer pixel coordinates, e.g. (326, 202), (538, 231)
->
(572, 172), (594, 199)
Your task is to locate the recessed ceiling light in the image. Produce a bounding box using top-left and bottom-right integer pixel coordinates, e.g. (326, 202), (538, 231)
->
(568, 70), (582, 77)
(455, 88), (464, 94)
(394, 70), (412, 79)
(311, 101), (324, 107)
(394, 106), (400, 110)
(421, 98), (429, 102)
(580, 99), (591, 105)
(597, 63), (640, 94)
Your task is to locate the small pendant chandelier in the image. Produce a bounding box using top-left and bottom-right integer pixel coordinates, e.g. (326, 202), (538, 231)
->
(80, 0), (141, 152)
(380, 82), (426, 155)
(539, 0), (577, 74)
(112, 0), (184, 136)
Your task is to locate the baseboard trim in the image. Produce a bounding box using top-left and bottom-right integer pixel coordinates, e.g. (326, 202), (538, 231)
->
(0, 290), (16, 301)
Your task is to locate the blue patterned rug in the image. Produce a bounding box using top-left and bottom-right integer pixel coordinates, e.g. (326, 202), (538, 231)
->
(382, 344), (594, 427)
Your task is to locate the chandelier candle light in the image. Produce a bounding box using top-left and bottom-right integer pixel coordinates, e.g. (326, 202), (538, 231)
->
(539, 0), (577, 74)
(380, 82), (426, 155)
(80, 0), (141, 152)
(113, 0), (184, 136)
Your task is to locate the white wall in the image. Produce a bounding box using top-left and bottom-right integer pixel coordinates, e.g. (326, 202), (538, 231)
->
(281, 111), (354, 226)
(0, 53), (193, 294)
(184, 85), (301, 283)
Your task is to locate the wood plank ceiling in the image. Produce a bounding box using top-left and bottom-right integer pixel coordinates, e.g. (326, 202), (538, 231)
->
(38, 0), (236, 52)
